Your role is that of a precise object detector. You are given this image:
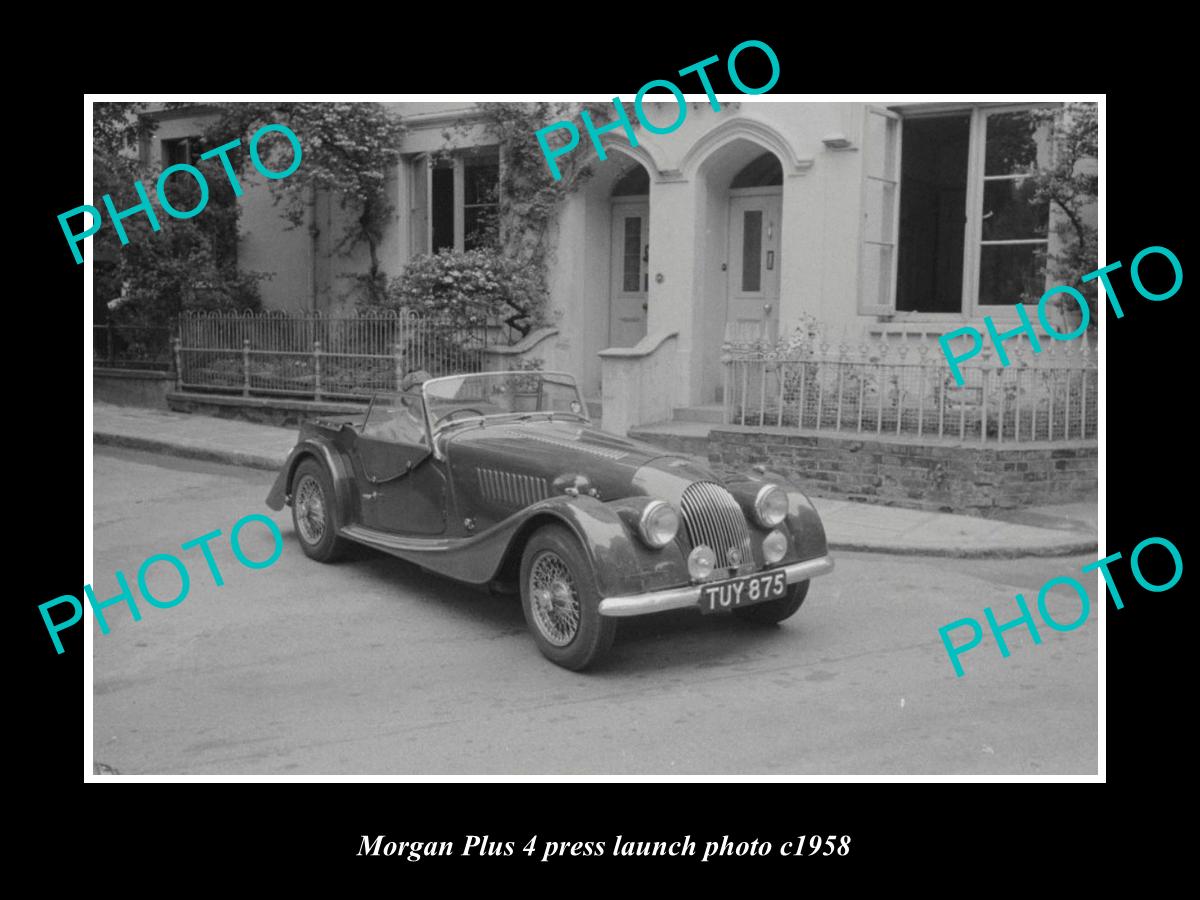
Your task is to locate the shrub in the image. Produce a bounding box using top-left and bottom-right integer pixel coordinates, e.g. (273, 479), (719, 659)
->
(373, 247), (545, 335)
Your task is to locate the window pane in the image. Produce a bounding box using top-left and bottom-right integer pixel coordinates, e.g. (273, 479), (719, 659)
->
(163, 137), (200, 167)
(985, 111), (1039, 176)
(861, 243), (894, 312)
(431, 165), (454, 252)
(741, 210), (762, 292)
(863, 179), (896, 245)
(895, 115), (969, 313)
(981, 179), (1049, 240)
(622, 216), (641, 293)
(979, 243), (1046, 305)
(864, 112), (898, 180)
(464, 205), (497, 250)
(464, 161), (498, 206)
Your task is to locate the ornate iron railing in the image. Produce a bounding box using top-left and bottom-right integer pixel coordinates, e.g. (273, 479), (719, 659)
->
(175, 309), (488, 401)
(722, 328), (1097, 444)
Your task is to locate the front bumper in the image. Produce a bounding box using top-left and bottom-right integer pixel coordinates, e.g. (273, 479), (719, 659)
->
(597, 554), (836, 618)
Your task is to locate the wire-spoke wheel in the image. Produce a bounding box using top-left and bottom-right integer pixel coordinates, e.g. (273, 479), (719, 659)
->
(294, 475), (327, 545)
(291, 458), (347, 562)
(528, 551), (582, 647)
(520, 524), (615, 670)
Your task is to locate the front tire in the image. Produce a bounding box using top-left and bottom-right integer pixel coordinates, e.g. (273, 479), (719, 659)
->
(733, 579), (809, 625)
(519, 524), (616, 671)
(291, 458), (348, 562)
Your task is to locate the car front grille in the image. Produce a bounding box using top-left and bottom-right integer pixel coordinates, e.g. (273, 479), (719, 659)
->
(679, 482), (753, 569)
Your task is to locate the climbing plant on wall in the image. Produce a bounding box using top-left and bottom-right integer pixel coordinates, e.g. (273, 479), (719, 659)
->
(202, 102), (407, 307)
(436, 102), (619, 338)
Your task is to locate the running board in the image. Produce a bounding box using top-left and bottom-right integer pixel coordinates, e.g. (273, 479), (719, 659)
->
(341, 524), (460, 553)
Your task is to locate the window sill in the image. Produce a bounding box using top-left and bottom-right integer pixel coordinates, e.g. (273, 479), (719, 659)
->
(875, 304), (1039, 334)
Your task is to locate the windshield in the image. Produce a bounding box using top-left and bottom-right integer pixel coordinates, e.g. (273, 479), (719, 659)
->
(422, 371), (588, 432)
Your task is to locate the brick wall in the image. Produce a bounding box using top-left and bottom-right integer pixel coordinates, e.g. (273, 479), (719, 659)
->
(95, 369), (174, 408)
(707, 427), (1096, 516)
(166, 392), (365, 429)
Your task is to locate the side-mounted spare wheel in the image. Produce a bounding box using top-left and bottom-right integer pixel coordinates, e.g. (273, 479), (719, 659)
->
(519, 524), (616, 671)
(291, 458), (349, 563)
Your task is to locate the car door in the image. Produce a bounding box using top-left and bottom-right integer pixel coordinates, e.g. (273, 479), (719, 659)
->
(348, 429), (448, 536)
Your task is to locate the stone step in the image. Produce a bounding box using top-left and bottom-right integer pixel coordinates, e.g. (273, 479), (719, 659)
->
(672, 404), (726, 424)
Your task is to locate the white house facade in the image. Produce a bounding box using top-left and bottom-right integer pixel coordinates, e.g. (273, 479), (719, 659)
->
(144, 100), (1078, 437)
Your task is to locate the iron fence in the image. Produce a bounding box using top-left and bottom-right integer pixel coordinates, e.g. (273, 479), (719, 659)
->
(176, 310), (489, 400)
(93, 323), (175, 371)
(723, 329), (1097, 444)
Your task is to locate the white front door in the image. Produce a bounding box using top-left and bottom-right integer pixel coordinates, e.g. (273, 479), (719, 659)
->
(727, 192), (782, 343)
(609, 200), (649, 348)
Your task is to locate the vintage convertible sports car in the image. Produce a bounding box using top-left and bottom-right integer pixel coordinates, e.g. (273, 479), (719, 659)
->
(266, 371), (834, 670)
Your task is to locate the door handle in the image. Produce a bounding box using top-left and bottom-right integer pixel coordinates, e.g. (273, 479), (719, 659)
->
(763, 303), (773, 315)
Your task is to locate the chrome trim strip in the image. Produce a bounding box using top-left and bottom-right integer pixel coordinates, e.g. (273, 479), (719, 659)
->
(598, 554), (836, 617)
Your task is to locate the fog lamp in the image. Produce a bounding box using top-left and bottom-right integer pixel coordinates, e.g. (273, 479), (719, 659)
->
(688, 545), (716, 581)
(763, 529), (788, 564)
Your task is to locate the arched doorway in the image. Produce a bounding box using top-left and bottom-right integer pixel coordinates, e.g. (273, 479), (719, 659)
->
(575, 153), (654, 398)
(608, 165), (650, 347)
(691, 144), (786, 404)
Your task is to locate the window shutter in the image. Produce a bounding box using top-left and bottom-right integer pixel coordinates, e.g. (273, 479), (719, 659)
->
(409, 155), (429, 257)
(857, 106), (902, 316)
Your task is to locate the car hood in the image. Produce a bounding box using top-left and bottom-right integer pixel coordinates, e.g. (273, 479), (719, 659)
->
(443, 418), (717, 502)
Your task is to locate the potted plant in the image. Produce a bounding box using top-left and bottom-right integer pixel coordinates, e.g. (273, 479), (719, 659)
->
(511, 357), (544, 410)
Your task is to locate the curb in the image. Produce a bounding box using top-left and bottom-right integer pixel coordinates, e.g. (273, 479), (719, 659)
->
(95, 432), (1096, 560)
(826, 538), (1097, 560)
(94, 432), (285, 472)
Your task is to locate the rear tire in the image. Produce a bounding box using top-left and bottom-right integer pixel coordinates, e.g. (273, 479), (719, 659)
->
(733, 579), (809, 625)
(519, 524), (616, 671)
(291, 458), (348, 563)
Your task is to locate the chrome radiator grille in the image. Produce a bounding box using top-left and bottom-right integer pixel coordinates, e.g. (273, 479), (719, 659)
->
(679, 482), (752, 568)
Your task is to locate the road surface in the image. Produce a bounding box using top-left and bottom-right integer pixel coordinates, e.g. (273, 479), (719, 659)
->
(91, 447), (1098, 775)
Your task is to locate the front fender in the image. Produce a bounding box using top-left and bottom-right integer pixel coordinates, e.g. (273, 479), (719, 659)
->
(723, 473), (829, 564)
(265, 438), (354, 528)
(536, 495), (691, 598)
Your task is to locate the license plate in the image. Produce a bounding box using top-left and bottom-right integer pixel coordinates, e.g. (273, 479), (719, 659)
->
(699, 570), (788, 614)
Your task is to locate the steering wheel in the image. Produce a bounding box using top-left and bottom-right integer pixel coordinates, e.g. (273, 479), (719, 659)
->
(433, 408), (486, 428)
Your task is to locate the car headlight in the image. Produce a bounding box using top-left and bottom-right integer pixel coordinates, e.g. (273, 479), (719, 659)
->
(763, 529), (788, 564)
(638, 500), (679, 549)
(754, 484), (789, 528)
(688, 545), (716, 580)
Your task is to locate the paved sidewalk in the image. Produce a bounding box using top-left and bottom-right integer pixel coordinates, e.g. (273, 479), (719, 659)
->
(94, 403), (296, 471)
(92, 403), (1097, 559)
